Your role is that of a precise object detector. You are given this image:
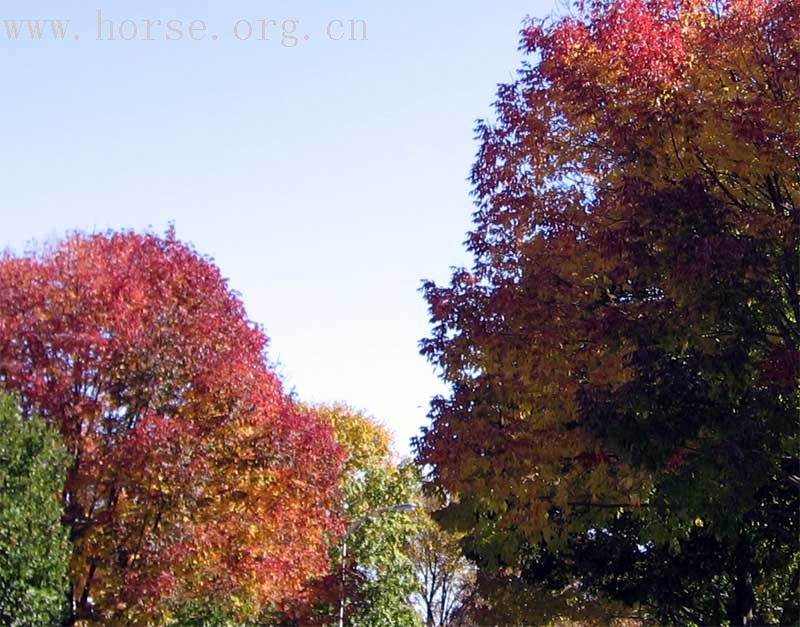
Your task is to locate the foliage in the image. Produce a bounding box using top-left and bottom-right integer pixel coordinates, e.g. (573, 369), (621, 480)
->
(408, 500), (477, 627)
(0, 231), (345, 624)
(417, 0), (799, 624)
(0, 392), (71, 627)
(466, 493), (798, 626)
(290, 404), (423, 627)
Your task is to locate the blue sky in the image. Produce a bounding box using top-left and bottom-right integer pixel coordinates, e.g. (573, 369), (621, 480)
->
(1, 0), (555, 454)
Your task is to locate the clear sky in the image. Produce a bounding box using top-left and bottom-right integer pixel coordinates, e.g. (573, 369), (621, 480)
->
(1, 0), (556, 455)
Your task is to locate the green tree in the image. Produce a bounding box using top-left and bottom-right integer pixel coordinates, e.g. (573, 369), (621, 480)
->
(0, 393), (71, 626)
(293, 404), (423, 627)
(343, 461), (422, 627)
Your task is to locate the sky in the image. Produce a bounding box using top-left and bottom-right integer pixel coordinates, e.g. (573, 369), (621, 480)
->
(1, 0), (556, 455)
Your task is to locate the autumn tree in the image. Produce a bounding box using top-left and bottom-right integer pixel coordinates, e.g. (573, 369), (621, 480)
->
(417, 0), (798, 624)
(288, 404), (422, 627)
(0, 392), (71, 626)
(0, 231), (344, 625)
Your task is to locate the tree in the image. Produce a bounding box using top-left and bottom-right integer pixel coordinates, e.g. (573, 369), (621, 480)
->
(0, 392), (71, 626)
(408, 503), (477, 627)
(501, 502), (799, 626)
(417, 0), (798, 624)
(0, 231), (344, 624)
(289, 404), (423, 627)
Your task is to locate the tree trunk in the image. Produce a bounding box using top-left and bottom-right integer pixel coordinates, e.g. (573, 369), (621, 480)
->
(728, 536), (756, 626)
(61, 582), (75, 626)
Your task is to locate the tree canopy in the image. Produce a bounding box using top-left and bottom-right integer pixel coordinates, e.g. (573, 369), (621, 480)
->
(1, 2), (797, 625)
(0, 393), (71, 627)
(0, 231), (345, 624)
(290, 404), (423, 627)
(417, 0), (799, 624)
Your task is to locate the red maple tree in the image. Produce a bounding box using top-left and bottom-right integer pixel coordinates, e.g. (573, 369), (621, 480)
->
(0, 230), (345, 624)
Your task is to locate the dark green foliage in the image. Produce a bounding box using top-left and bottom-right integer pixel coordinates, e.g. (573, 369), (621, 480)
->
(501, 486), (798, 626)
(0, 393), (71, 626)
